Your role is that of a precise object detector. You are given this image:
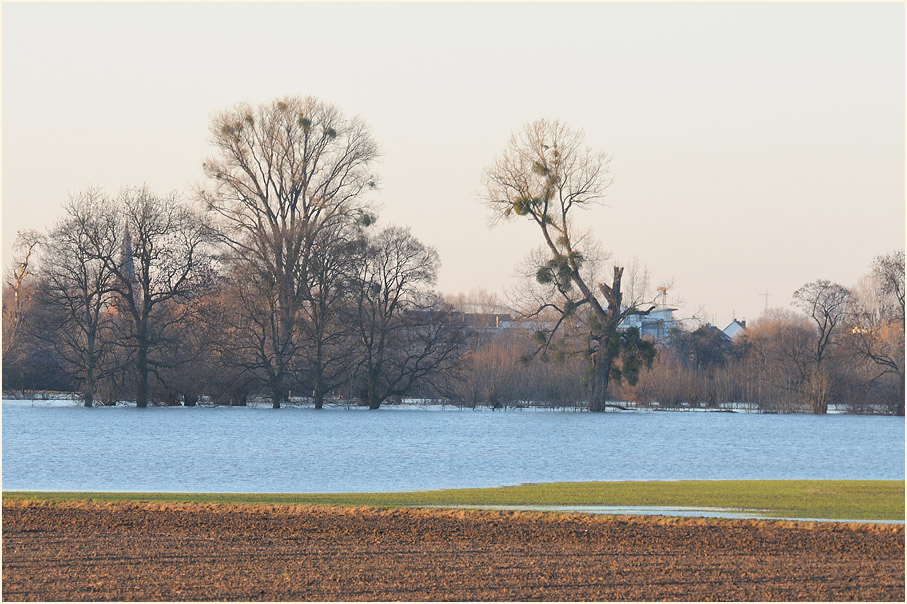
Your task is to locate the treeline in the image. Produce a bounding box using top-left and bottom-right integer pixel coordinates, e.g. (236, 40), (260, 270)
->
(445, 252), (904, 416)
(3, 97), (463, 409)
(2, 189), (464, 410)
(625, 256), (904, 416)
(3, 245), (903, 416)
(2, 96), (903, 415)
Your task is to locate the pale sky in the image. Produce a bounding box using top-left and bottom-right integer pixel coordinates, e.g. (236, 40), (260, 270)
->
(3, 2), (904, 327)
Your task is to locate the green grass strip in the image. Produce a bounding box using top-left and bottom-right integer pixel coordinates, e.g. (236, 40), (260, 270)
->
(4, 480), (904, 521)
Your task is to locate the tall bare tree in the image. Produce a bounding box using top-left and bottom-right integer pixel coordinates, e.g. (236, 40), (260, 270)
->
(482, 119), (655, 411)
(37, 190), (121, 406)
(200, 95), (379, 407)
(296, 219), (363, 409)
(791, 279), (850, 413)
(105, 187), (215, 408)
(847, 251), (905, 415)
(350, 226), (464, 409)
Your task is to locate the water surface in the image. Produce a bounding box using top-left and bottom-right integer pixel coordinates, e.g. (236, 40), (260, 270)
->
(2, 400), (903, 492)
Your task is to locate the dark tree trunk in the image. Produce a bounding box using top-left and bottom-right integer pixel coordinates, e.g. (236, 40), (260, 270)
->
(589, 348), (613, 412)
(587, 267), (624, 413)
(83, 332), (97, 407)
(313, 364), (326, 409)
(272, 282), (296, 411)
(896, 378), (905, 417)
(84, 363), (95, 407)
(366, 375), (382, 410)
(812, 395), (828, 415)
(136, 345), (149, 408)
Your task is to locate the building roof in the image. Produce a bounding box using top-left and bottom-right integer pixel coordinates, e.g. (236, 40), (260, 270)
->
(722, 319), (747, 339)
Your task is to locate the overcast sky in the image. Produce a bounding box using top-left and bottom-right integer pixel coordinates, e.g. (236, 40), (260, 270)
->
(3, 2), (904, 327)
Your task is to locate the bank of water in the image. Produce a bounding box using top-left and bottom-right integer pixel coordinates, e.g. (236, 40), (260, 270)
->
(423, 504), (904, 524)
(2, 399), (903, 493)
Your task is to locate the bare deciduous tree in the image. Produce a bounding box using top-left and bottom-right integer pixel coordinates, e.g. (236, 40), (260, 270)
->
(3, 229), (44, 360)
(743, 309), (817, 412)
(105, 187), (215, 408)
(296, 219), (363, 409)
(482, 119), (655, 411)
(194, 282), (260, 406)
(872, 250), (905, 324)
(200, 95), (379, 408)
(791, 279), (851, 413)
(792, 279), (851, 365)
(37, 190), (120, 406)
(847, 251), (905, 415)
(350, 226), (464, 409)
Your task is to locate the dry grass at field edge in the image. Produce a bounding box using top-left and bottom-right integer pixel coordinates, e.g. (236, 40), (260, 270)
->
(4, 497), (903, 533)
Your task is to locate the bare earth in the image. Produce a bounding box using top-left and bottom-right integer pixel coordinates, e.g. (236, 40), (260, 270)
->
(2, 500), (904, 601)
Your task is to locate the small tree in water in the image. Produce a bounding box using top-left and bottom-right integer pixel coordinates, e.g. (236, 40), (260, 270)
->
(791, 279), (851, 414)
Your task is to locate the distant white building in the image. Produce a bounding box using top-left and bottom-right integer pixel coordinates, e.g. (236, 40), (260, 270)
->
(722, 319), (747, 340)
(619, 307), (677, 342)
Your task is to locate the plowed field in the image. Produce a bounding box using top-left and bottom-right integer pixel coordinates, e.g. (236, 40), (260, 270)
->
(2, 500), (903, 601)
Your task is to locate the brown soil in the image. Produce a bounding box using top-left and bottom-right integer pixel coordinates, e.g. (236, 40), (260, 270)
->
(2, 500), (904, 601)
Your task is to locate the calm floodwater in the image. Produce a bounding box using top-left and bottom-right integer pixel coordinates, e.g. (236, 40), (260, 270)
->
(2, 400), (904, 493)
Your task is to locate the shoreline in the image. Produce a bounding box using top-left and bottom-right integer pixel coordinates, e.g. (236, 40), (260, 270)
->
(2, 395), (894, 414)
(5, 479), (904, 522)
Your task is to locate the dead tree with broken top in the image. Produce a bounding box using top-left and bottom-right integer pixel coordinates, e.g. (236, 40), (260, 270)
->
(482, 119), (656, 411)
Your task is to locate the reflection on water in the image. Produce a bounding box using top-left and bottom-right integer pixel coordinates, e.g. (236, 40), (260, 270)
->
(2, 399), (904, 493)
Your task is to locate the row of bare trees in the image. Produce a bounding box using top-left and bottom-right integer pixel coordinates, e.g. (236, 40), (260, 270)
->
(4, 107), (660, 412)
(621, 252), (904, 415)
(3, 96), (463, 409)
(3, 98), (902, 414)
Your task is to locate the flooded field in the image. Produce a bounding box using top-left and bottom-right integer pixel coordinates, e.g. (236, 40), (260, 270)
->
(3, 399), (903, 492)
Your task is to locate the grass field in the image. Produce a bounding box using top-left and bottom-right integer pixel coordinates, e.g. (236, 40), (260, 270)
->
(4, 480), (904, 521)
